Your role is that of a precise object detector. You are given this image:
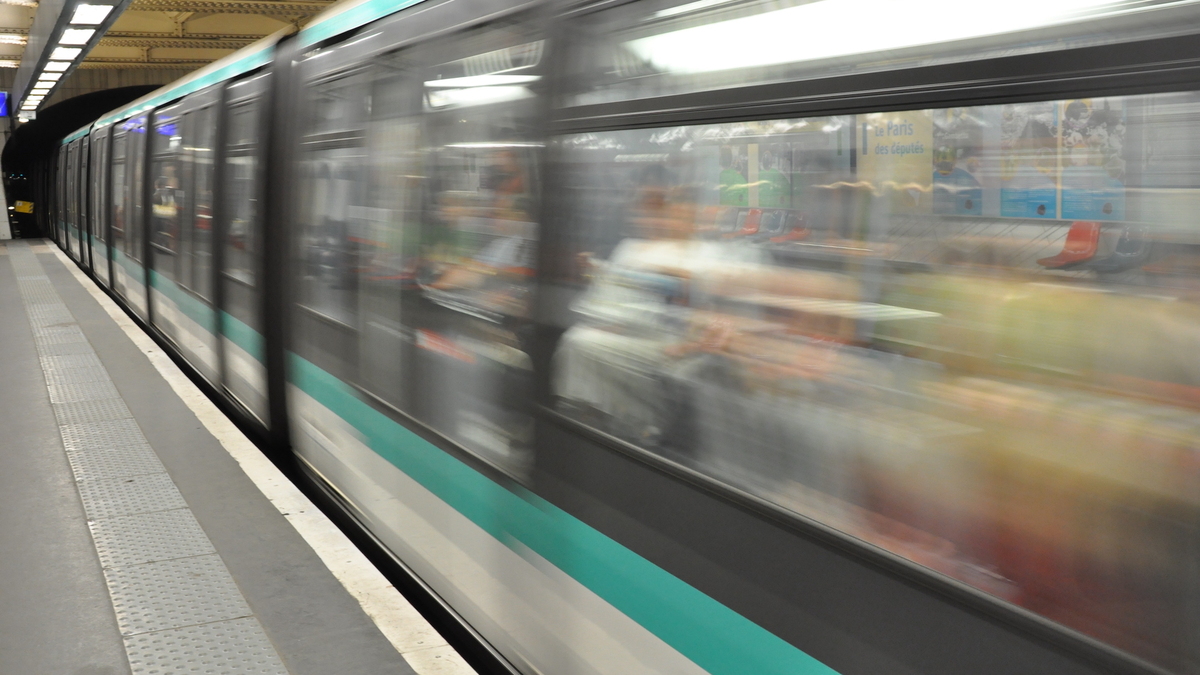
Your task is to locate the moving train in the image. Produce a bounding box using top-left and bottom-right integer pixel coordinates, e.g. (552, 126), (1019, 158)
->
(35, 0), (1200, 673)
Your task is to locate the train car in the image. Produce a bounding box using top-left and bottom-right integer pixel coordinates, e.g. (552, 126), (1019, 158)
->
(44, 1), (1200, 674)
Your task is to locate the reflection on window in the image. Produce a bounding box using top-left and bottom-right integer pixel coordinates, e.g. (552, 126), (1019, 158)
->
(92, 140), (106, 246)
(415, 32), (541, 477)
(565, 0), (1200, 106)
(110, 135), (126, 256)
(188, 107), (216, 300)
(151, 115), (183, 273)
(224, 104), (260, 286)
(353, 67), (422, 409)
(225, 154), (258, 285)
(551, 92), (1200, 671)
(126, 118), (146, 262)
(298, 75), (368, 327)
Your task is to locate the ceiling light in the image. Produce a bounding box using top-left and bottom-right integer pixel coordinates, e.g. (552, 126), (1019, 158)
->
(0, 59), (18, 68)
(627, 0), (1159, 76)
(0, 35), (25, 45)
(38, 73), (62, 81)
(50, 47), (81, 60)
(59, 29), (95, 45)
(426, 85), (535, 108)
(424, 74), (541, 88)
(71, 4), (114, 24)
(43, 61), (71, 71)
(31, 87), (51, 94)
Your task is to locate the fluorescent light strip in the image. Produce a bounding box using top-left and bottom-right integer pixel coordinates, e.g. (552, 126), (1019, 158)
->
(628, 0), (1192, 75)
(424, 74), (541, 88)
(43, 61), (71, 71)
(71, 3), (114, 24)
(38, 73), (63, 81)
(59, 29), (95, 45)
(49, 47), (81, 60)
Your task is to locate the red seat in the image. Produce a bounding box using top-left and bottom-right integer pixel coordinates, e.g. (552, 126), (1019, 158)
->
(725, 209), (762, 238)
(1037, 221), (1100, 268)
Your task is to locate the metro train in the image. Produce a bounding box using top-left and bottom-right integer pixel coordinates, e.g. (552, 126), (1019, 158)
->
(35, 0), (1200, 673)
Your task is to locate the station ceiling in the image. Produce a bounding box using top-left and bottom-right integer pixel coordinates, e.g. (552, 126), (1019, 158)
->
(4, 0), (333, 122)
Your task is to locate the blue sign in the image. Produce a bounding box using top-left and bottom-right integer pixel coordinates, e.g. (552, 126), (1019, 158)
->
(0, 92), (9, 117)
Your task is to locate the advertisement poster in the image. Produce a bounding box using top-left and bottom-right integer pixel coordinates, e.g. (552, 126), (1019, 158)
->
(1000, 102), (1059, 218)
(718, 144), (750, 207)
(1060, 98), (1126, 220)
(756, 142), (792, 208)
(789, 116), (853, 207)
(859, 110), (933, 214)
(932, 108), (985, 215)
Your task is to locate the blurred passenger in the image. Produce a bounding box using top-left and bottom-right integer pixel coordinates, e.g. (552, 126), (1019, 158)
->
(427, 149), (535, 314)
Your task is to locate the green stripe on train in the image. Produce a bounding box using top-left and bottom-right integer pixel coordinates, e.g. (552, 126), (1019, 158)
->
(148, 269), (265, 362)
(94, 45), (273, 130)
(289, 352), (837, 675)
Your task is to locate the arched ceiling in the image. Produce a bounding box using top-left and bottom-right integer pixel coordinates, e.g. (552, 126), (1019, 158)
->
(4, 0), (334, 123)
(83, 0), (330, 69)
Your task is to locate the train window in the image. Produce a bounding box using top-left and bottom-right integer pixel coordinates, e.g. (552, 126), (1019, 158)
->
(124, 116), (147, 263)
(66, 143), (77, 256)
(550, 92), (1200, 671)
(348, 57), (424, 411)
(221, 93), (268, 423)
(227, 102), (258, 147)
(81, 137), (92, 269)
(185, 106), (217, 300)
(296, 72), (368, 330)
(91, 132), (106, 246)
(92, 131), (109, 278)
(57, 146), (67, 247)
(151, 108), (184, 278)
(224, 103), (260, 286)
(308, 73), (367, 135)
(563, 0), (1200, 106)
(110, 131), (127, 265)
(407, 24), (542, 476)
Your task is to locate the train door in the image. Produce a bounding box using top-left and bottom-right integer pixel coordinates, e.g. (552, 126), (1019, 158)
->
(56, 145), (67, 247)
(151, 95), (220, 384)
(110, 127), (134, 307)
(219, 72), (270, 424)
(149, 103), (187, 348)
(91, 127), (111, 287)
(66, 142), (78, 260)
(73, 139), (86, 265)
(411, 29), (543, 479)
(80, 135), (92, 272)
(122, 116), (149, 320)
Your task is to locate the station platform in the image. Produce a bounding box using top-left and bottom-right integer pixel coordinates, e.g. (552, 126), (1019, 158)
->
(0, 239), (473, 675)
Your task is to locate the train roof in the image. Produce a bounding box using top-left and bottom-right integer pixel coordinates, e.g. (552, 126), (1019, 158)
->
(61, 0), (431, 145)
